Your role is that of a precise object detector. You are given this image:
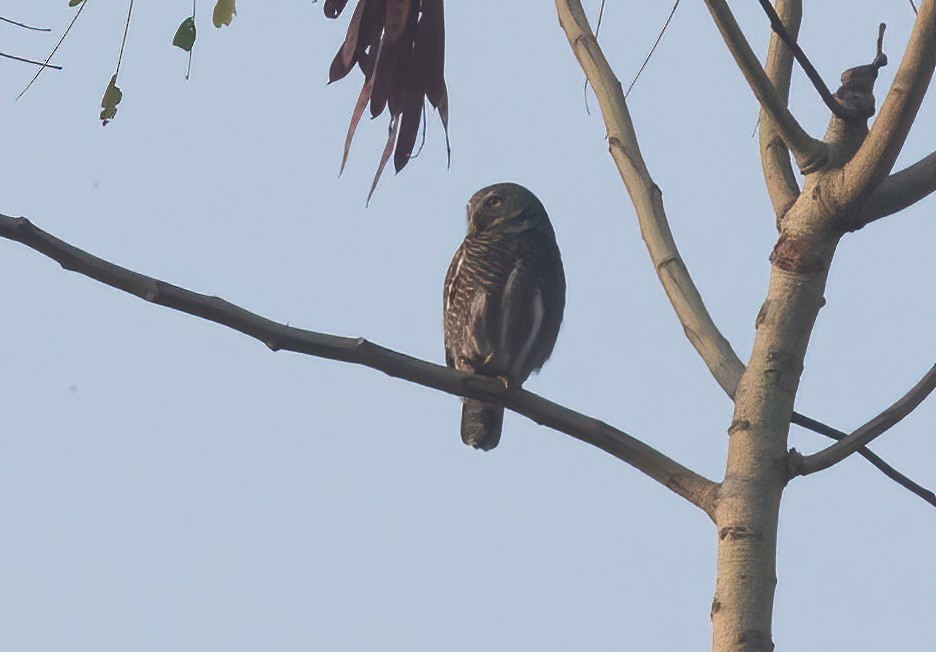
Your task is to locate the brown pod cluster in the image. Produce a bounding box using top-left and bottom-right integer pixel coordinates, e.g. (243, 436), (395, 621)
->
(325, 0), (450, 201)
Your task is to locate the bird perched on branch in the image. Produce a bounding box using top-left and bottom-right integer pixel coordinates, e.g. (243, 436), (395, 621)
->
(443, 183), (566, 450)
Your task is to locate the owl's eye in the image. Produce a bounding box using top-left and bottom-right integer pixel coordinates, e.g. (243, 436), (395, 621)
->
(485, 195), (503, 209)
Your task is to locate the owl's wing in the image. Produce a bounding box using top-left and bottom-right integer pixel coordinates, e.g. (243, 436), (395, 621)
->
(493, 260), (545, 382)
(525, 231), (566, 374)
(443, 243), (464, 369)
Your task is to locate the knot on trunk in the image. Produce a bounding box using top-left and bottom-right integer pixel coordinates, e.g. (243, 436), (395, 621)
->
(769, 233), (826, 274)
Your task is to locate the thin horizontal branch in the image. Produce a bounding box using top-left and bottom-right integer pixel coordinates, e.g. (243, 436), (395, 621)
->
(0, 213), (719, 520)
(0, 51), (63, 70)
(845, 0), (936, 197)
(702, 0), (827, 171)
(791, 364), (936, 477)
(861, 150), (936, 223)
(758, 0), (802, 220)
(554, 0), (935, 509)
(789, 412), (936, 507)
(0, 16), (51, 31)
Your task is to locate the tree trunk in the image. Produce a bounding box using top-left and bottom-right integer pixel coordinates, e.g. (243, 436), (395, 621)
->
(711, 206), (840, 651)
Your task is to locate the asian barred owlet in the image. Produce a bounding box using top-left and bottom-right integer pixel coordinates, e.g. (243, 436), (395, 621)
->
(443, 183), (566, 450)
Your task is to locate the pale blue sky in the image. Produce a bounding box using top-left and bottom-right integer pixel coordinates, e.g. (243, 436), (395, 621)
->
(1, 2), (934, 650)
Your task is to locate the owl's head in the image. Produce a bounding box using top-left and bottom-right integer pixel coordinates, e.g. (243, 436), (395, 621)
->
(466, 183), (549, 235)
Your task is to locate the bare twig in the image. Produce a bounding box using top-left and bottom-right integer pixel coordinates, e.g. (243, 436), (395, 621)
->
(0, 52), (63, 70)
(701, 0), (827, 172)
(0, 16), (51, 31)
(116, 0), (134, 75)
(844, 0), (936, 200)
(791, 365), (936, 477)
(789, 412), (936, 507)
(0, 213), (720, 519)
(555, 0), (935, 508)
(624, 0), (680, 99)
(16, 1), (87, 100)
(755, 0), (850, 119)
(758, 0), (802, 221)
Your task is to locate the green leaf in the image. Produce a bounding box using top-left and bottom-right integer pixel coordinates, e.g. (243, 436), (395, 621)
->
(68, 0), (84, 6)
(100, 74), (122, 126)
(172, 16), (196, 52)
(212, 0), (236, 28)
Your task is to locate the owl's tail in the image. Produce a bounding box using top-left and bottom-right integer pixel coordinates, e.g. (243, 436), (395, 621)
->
(460, 399), (504, 451)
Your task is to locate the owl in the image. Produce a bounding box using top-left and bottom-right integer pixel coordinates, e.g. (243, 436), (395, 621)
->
(443, 183), (566, 450)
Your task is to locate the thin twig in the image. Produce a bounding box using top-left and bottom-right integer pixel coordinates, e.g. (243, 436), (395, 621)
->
(790, 412), (936, 507)
(0, 52), (63, 70)
(0, 16), (51, 31)
(0, 213), (721, 520)
(625, 0), (680, 99)
(16, 1), (87, 100)
(186, 0), (196, 79)
(116, 0), (135, 75)
(756, 0), (849, 119)
(582, 0), (606, 116)
(791, 365), (936, 477)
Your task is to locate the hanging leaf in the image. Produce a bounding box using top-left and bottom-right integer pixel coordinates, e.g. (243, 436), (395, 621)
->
(212, 0), (236, 28)
(324, 0), (350, 18)
(172, 16), (196, 52)
(100, 74), (122, 126)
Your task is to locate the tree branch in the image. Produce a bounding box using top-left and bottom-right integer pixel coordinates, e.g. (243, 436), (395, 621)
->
(861, 150), (936, 223)
(789, 412), (936, 506)
(555, 0), (746, 399)
(844, 0), (936, 201)
(758, 0), (802, 221)
(555, 0), (936, 508)
(756, 0), (852, 121)
(0, 52), (63, 70)
(702, 0), (828, 172)
(790, 364), (936, 477)
(0, 16), (51, 31)
(0, 213), (719, 520)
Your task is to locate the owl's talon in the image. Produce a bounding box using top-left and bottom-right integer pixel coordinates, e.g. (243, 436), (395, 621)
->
(495, 375), (510, 392)
(482, 352), (495, 366)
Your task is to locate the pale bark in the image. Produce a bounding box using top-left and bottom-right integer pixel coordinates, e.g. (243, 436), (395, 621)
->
(713, 200), (840, 651)
(843, 0), (936, 203)
(702, 0), (827, 172)
(558, 2), (935, 650)
(862, 150), (936, 222)
(554, 1), (933, 509)
(554, 0), (745, 398)
(758, 0), (801, 221)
